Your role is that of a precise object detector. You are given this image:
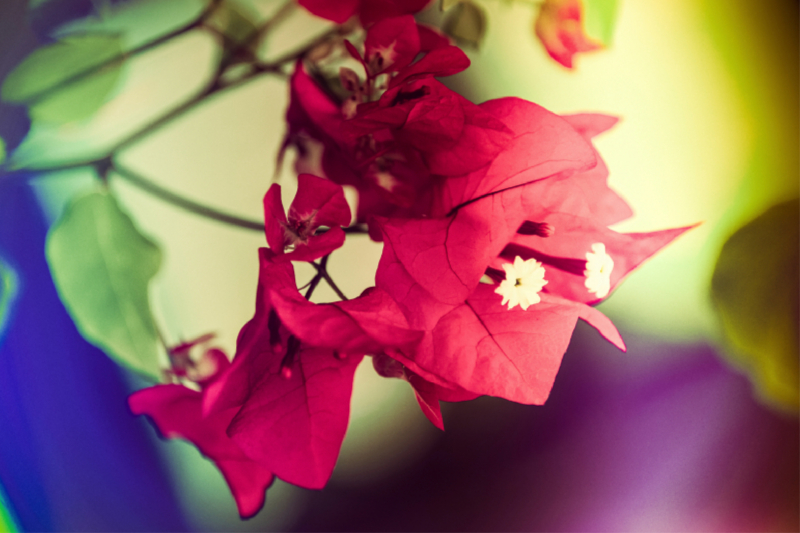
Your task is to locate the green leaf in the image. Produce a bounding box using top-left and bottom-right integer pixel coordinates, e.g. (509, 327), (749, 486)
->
(2, 34), (124, 123)
(442, 0), (487, 50)
(711, 199), (799, 413)
(0, 138), (6, 166)
(206, 0), (260, 47)
(0, 258), (19, 340)
(583, 0), (619, 47)
(46, 190), (164, 380)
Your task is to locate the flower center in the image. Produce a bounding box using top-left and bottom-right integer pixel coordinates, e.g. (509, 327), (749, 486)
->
(495, 256), (548, 310)
(584, 242), (614, 298)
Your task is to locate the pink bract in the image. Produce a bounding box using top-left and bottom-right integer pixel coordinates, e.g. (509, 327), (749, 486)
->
(535, 0), (602, 69)
(297, 0), (431, 25)
(264, 173), (351, 262)
(203, 249), (422, 488)
(128, 348), (274, 519)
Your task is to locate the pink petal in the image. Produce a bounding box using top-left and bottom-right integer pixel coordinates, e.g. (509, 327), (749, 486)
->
(129, 386), (274, 518)
(417, 23), (452, 52)
(507, 219), (698, 304)
(364, 16), (421, 74)
(291, 174), (351, 229)
(404, 370), (479, 430)
(378, 175), (591, 307)
(263, 184), (288, 252)
(417, 287), (612, 404)
(227, 345), (363, 489)
(534, 0), (601, 69)
(358, 0), (432, 26)
(297, 0), (359, 23)
(389, 46), (471, 87)
(269, 286), (423, 353)
(561, 113), (619, 139)
(282, 227), (346, 263)
(434, 98), (597, 214)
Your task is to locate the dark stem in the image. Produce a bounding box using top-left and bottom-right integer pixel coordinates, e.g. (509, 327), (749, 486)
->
(6, 10), (348, 234)
(255, 25), (346, 72)
(303, 255), (330, 300)
(310, 257), (348, 301)
(111, 161), (265, 231)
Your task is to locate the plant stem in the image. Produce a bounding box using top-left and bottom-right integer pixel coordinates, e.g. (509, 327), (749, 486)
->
(256, 25), (346, 72)
(8, 4), (349, 233)
(311, 258), (348, 300)
(111, 162), (265, 231)
(304, 255), (329, 300)
(24, 0), (224, 106)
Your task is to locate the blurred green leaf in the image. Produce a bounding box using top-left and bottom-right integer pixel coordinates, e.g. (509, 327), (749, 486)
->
(46, 190), (164, 381)
(583, 0), (619, 47)
(0, 138), (6, 166)
(711, 199), (799, 413)
(207, 0), (260, 47)
(30, 63), (122, 123)
(2, 34), (124, 123)
(0, 258), (19, 339)
(53, 0), (208, 51)
(442, 0), (487, 49)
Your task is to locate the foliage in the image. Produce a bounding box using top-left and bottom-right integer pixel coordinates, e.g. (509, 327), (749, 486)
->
(711, 199), (800, 412)
(46, 190), (163, 381)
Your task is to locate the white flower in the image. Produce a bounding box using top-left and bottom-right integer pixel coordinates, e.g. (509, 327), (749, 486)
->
(495, 256), (548, 310)
(584, 242), (614, 298)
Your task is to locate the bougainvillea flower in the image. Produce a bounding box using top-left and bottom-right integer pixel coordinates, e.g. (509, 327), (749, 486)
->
(285, 50), (503, 226)
(344, 78), (512, 177)
(374, 100), (596, 309)
(481, 112), (698, 305)
(374, 212), (625, 405)
(360, 16), (421, 76)
(297, 0), (430, 26)
(346, 16), (467, 81)
(129, 347), (274, 518)
(368, 102), (694, 406)
(534, 0), (602, 69)
(203, 249), (422, 488)
(263, 173), (351, 262)
(432, 98), (597, 215)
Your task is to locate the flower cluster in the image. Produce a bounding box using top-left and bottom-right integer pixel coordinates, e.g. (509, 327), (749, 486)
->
(130, 2), (691, 518)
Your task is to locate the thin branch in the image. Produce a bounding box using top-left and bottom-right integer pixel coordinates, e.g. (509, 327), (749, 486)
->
(20, 19), (344, 173)
(310, 257), (348, 301)
(256, 25), (345, 72)
(111, 161), (265, 231)
(24, 0), (224, 106)
(250, 0), (297, 46)
(304, 273), (323, 299)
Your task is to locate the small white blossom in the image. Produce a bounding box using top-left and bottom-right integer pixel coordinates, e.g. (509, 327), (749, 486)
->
(495, 256), (548, 310)
(584, 242), (614, 298)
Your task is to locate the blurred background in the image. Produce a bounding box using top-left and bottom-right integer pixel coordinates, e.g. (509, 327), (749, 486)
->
(0, 0), (797, 531)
